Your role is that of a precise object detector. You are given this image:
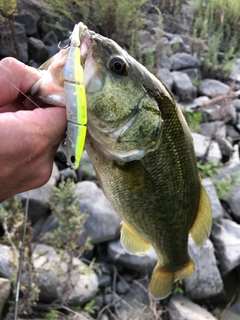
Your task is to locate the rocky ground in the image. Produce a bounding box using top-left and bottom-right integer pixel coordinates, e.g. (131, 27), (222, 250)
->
(1, 0), (240, 319)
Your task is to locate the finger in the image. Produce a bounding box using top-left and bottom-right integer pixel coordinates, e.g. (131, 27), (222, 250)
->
(0, 57), (41, 107)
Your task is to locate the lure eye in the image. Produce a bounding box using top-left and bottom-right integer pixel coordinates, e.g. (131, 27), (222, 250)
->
(109, 56), (129, 76)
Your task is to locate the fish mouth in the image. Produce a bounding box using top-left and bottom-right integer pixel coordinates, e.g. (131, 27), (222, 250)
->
(30, 24), (95, 105)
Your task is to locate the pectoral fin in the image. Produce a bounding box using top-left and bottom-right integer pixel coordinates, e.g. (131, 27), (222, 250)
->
(190, 184), (212, 248)
(120, 221), (151, 255)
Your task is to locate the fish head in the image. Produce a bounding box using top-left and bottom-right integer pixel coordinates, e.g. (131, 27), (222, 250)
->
(31, 23), (167, 162)
(82, 31), (165, 161)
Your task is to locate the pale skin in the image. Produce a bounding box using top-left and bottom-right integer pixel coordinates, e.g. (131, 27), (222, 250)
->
(0, 57), (67, 202)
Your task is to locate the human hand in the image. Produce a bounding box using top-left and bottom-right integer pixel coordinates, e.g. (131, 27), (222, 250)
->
(0, 57), (67, 202)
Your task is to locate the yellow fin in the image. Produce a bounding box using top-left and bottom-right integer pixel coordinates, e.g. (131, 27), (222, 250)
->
(149, 258), (195, 299)
(190, 184), (212, 248)
(120, 221), (151, 255)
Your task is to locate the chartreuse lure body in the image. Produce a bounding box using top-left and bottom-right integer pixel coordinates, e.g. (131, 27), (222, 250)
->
(61, 23), (88, 169)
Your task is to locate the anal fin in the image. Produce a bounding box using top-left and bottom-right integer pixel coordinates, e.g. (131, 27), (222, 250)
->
(149, 258), (195, 299)
(120, 221), (151, 255)
(190, 184), (212, 248)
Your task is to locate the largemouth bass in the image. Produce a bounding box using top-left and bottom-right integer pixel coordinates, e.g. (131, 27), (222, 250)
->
(31, 23), (212, 299)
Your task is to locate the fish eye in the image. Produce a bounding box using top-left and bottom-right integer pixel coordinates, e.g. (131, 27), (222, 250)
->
(109, 56), (129, 76)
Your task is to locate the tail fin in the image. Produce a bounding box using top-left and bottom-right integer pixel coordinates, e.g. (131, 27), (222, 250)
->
(149, 258), (195, 299)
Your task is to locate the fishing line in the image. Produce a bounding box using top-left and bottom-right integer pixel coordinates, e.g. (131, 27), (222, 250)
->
(13, 197), (29, 320)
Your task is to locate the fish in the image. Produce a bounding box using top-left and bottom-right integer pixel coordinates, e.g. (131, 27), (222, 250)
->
(31, 22), (212, 299)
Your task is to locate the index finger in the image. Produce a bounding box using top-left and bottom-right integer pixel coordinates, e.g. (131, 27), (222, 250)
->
(0, 57), (41, 107)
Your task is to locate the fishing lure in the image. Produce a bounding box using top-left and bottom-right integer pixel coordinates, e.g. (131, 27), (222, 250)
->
(61, 22), (88, 170)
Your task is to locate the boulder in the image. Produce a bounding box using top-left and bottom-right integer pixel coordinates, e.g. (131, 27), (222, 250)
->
(199, 79), (230, 98)
(107, 239), (157, 274)
(40, 181), (121, 245)
(156, 68), (173, 92)
(192, 133), (222, 162)
(171, 71), (197, 102)
(184, 238), (223, 300)
(27, 244), (98, 305)
(202, 178), (223, 221)
(17, 162), (59, 225)
(0, 244), (18, 279)
(169, 294), (218, 320)
(170, 52), (200, 70)
(200, 121), (226, 139)
(0, 278), (11, 319)
(211, 219), (240, 275)
(28, 37), (49, 63)
(184, 96), (210, 113)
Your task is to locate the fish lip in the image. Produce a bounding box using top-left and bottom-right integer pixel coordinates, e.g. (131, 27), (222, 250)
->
(80, 29), (94, 67)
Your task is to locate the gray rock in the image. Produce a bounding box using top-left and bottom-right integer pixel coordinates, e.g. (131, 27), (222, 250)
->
(0, 278), (10, 319)
(156, 68), (173, 92)
(171, 71), (197, 102)
(182, 67), (201, 79)
(217, 137), (233, 159)
(229, 58), (240, 83)
(159, 54), (172, 70)
(192, 133), (222, 162)
(184, 238), (223, 300)
(201, 103), (236, 123)
(226, 125), (240, 143)
(76, 181), (121, 244)
(169, 35), (186, 53)
(200, 121), (226, 139)
(184, 96), (210, 113)
(233, 99), (240, 111)
(98, 274), (112, 287)
(15, 12), (38, 36)
(202, 178), (223, 220)
(199, 79), (230, 98)
(118, 279), (152, 320)
(116, 279), (130, 294)
(29, 244), (98, 305)
(42, 30), (58, 46)
(0, 244), (18, 279)
(170, 52), (200, 70)
(158, 37), (172, 56)
(28, 37), (49, 63)
(0, 22), (28, 62)
(169, 294), (218, 320)
(108, 239), (157, 274)
(211, 219), (240, 275)
(17, 163), (59, 225)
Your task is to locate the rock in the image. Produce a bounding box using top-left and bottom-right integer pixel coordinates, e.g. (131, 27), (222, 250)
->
(233, 99), (240, 111)
(184, 238), (223, 300)
(169, 294), (218, 320)
(229, 58), (240, 83)
(158, 37), (172, 56)
(28, 244), (98, 305)
(0, 278), (11, 319)
(28, 37), (49, 63)
(17, 163), (59, 225)
(76, 181), (121, 244)
(108, 239), (157, 274)
(156, 68), (173, 92)
(211, 219), (240, 275)
(213, 162), (240, 220)
(184, 96), (210, 113)
(15, 11), (38, 36)
(171, 71), (197, 102)
(118, 279), (152, 320)
(192, 133), (222, 162)
(0, 22), (28, 62)
(182, 67), (201, 80)
(98, 274), (112, 287)
(217, 137), (233, 159)
(226, 125), (240, 143)
(199, 79), (230, 98)
(42, 30), (59, 46)
(0, 244), (18, 279)
(200, 121), (226, 139)
(170, 52), (200, 71)
(202, 178), (223, 220)
(169, 35), (186, 53)
(116, 279), (130, 294)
